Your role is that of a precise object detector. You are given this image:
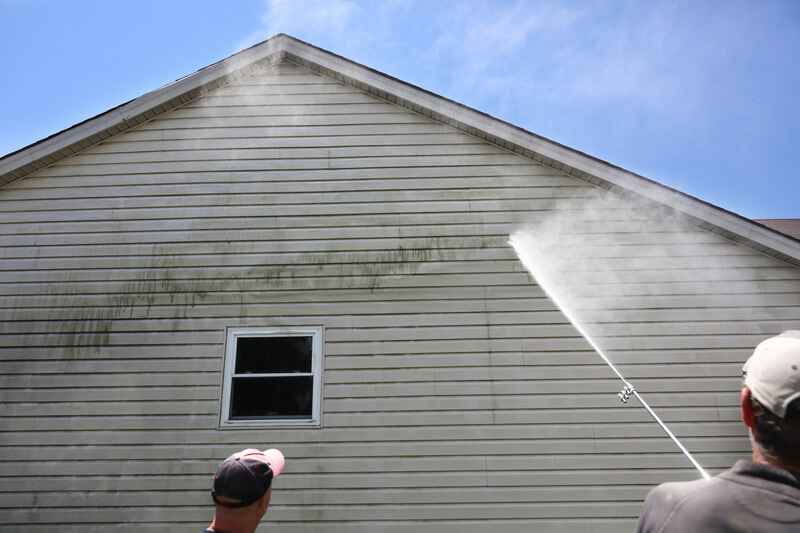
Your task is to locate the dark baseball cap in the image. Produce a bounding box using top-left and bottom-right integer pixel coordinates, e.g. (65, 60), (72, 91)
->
(211, 448), (285, 508)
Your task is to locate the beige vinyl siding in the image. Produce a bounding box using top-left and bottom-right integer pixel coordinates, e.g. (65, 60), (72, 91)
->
(1, 61), (799, 532)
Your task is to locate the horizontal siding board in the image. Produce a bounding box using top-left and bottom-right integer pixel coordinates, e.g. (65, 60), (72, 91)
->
(171, 102), (413, 116)
(0, 187), (592, 213)
(0, 407), (741, 431)
(0, 330), (223, 347)
(0, 199), (603, 223)
(33, 153), (536, 177)
(0, 378), (745, 404)
(0, 435), (748, 462)
(0, 270), (527, 290)
(0, 420), (747, 447)
(322, 360), (746, 381)
(0, 503), (647, 523)
(4, 262), (796, 285)
(0, 292), (548, 316)
(0, 270), (528, 292)
(0, 239), (757, 261)
(154, 91), (384, 107)
(135, 112), (432, 129)
(213, 80), (354, 91)
(0, 454), (740, 478)
(0, 235), (510, 257)
(0, 285), (539, 305)
(11, 165), (564, 190)
(0, 179), (584, 203)
(223, 75), (340, 86)
(81, 132), (481, 154)
(2, 399), (220, 417)
(0, 212), (699, 237)
(0, 486), (654, 507)
(322, 335), (773, 356)
(2, 285), (798, 311)
(6, 306), (796, 332)
(87, 121), (463, 141)
(195, 84), (362, 96)
(2, 316), (795, 340)
(0, 319), (786, 352)
(0, 220), (544, 246)
(0, 391), (743, 417)
(0, 371), (220, 389)
(0, 223), (725, 247)
(0, 346), (758, 372)
(41, 142), (509, 167)
(0, 386), (218, 402)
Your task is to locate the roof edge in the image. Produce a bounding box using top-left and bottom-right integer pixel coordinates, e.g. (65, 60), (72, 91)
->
(0, 34), (292, 186)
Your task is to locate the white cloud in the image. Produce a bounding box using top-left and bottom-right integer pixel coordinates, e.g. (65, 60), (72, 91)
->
(232, 0), (756, 132)
(430, 1), (583, 78)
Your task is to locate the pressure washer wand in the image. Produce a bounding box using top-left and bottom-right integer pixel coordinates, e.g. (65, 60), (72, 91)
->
(618, 382), (710, 480)
(569, 318), (711, 480)
(508, 235), (711, 480)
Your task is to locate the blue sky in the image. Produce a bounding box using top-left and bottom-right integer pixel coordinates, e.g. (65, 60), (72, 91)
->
(1, 0), (798, 219)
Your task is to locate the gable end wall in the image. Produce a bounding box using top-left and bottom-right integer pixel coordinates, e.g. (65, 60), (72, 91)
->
(1, 62), (799, 533)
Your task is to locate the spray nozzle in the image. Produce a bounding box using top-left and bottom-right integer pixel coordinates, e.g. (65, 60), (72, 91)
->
(618, 383), (636, 404)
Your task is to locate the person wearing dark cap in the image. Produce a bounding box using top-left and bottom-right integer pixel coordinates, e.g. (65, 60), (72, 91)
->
(202, 448), (285, 533)
(636, 331), (800, 532)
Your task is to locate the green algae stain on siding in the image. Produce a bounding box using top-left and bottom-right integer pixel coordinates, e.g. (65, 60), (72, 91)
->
(46, 239), (448, 357)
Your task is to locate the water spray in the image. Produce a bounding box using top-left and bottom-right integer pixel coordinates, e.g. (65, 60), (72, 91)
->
(509, 232), (711, 480)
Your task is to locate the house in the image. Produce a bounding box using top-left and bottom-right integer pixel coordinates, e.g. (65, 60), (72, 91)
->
(1, 34), (798, 532)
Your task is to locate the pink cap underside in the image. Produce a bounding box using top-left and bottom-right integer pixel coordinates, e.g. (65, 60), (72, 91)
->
(231, 448), (285, 477)
(262, 448), (285, 477)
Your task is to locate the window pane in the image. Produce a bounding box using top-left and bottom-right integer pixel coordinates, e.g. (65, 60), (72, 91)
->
(235, 336), (312, 373)
(230, 376), (313, 419)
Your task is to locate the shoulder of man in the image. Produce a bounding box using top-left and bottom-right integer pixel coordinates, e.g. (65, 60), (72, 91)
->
(636, 477), (717, 533)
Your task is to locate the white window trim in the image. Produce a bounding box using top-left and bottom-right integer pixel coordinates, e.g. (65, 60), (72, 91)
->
(219, 326), (324, 429)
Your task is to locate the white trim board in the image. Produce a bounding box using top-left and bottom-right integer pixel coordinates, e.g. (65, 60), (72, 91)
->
(2, 33), (799, 265)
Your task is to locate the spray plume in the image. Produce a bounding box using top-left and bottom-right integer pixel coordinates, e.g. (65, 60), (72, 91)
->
(509, 201), (711, 480)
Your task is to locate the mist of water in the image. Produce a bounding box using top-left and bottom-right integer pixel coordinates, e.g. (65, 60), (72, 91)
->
(508, 191), (716, 480)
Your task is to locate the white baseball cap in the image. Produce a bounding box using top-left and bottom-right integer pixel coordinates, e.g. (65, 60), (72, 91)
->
(743, 331), (800, 418)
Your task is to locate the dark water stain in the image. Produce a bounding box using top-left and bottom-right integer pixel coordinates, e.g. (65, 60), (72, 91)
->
(40, 238), (453, 358)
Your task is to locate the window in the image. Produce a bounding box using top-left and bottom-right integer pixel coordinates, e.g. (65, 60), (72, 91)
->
(220, 326), (323, 428)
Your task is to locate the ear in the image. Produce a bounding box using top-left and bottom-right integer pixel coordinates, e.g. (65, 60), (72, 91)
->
(259, 487), (272, 514)
(265, 487), (272, 507)
(741, 387), (755, 429)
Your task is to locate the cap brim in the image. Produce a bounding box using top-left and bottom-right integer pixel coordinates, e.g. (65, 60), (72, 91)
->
(263, 448), (285, 477)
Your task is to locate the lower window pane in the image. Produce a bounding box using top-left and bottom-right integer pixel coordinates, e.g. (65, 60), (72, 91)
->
(230, 376), (314, 419)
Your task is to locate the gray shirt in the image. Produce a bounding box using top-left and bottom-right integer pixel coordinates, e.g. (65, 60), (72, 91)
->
(636, 460), (800, 532)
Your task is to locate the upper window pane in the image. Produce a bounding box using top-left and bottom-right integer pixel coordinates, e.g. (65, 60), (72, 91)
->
(235, 336), (312, 374)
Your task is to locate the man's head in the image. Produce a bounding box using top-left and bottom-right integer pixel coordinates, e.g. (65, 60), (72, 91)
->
(208, 448), (285, 532)
(741, 331), (800, 468)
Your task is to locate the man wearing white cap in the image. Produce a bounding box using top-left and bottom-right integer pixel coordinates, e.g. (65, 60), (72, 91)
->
(636, 331), (800, 532)
(202, 448), (285, 533)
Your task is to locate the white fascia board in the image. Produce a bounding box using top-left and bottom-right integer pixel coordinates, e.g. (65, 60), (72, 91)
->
(281, 37), (800, 264)
(0, 35), (288, 182)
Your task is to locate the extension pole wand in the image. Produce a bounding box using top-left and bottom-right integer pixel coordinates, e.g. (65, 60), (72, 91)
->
(509, 236), (711, 480)
(547, 288), (710, 480)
